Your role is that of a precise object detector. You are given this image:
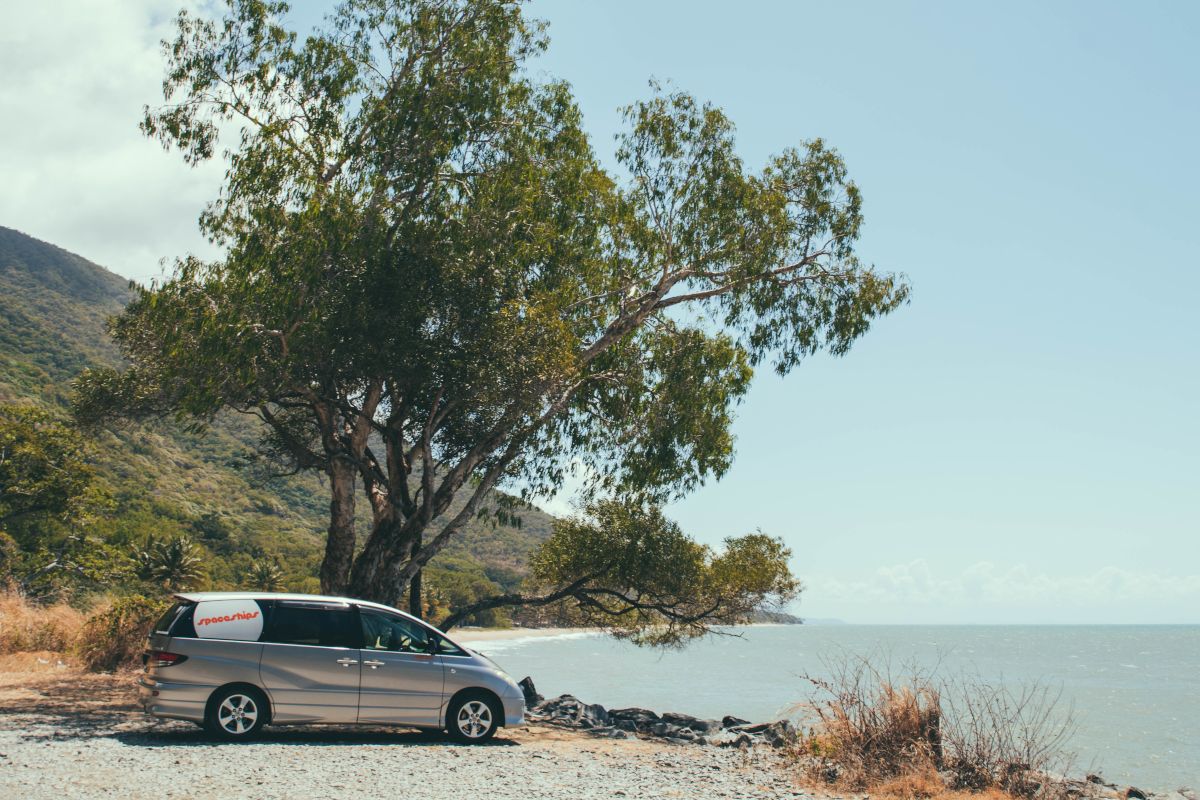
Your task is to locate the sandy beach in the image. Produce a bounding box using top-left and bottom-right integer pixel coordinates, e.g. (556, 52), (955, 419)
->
(450, 626), (598, 643)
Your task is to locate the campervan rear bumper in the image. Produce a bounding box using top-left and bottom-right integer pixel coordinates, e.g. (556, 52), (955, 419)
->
(138, 675), (209, 723)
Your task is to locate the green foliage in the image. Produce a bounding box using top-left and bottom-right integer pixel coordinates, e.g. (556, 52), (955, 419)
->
(0, 402), (127, 599)
(551, 503), (798, 645)
(247, 557), (284, 591)
(0, 227), (127, 406)
(452, 500), (801, 646)
(0, 531), (17, 578)
(12, 535), (133, 602)
(0, 403), (107, 532)
(0, 225), (552, 612)
(75, 594), (172, 672)
(133, 535), (206, 591)
(425, 556), (513, 628)
(77, 0), (907, 615)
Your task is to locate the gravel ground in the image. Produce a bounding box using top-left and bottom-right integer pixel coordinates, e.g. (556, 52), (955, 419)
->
(0, 660), (833, 800)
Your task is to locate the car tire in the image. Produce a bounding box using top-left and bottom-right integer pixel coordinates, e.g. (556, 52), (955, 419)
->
(446, 691), (501, 744)
(204, 686), (268, 741)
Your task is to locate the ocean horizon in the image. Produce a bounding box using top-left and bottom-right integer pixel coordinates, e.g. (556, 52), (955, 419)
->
(470, 624), (1200, 792)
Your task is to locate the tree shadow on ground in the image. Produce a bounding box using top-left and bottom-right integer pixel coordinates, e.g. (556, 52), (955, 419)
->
(0, 668), (139, 740)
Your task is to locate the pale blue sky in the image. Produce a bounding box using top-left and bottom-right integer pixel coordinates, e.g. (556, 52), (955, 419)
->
(2, 1), (1195, 622)
(516, 1), (1200, 623)
(506, 1), (1200, 624)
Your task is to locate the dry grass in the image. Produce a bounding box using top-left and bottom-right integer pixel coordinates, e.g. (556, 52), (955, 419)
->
(795, 654), (1077, 800)
(873, 769), (1015, 800)
(873, 768), (952, 799)
(0, 591), (85, 654)
(0, 591), (170, 673)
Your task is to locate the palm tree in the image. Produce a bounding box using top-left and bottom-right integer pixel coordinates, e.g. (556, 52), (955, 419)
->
(247, 558), (283, 591)
(134, 536), (205, 591)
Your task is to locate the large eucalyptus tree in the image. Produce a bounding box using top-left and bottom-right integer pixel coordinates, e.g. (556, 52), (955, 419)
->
(76, 0), (908, 633)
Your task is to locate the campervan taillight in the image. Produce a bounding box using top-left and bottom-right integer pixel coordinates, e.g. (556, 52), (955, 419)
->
(145, 651), (187, 668)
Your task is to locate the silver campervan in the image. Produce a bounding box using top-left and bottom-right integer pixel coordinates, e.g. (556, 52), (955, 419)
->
(138, 592), (525, 743)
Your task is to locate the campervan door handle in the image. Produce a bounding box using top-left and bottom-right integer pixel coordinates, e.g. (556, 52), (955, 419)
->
(336, 657), (359, 666)
(363, 660), (385, 669)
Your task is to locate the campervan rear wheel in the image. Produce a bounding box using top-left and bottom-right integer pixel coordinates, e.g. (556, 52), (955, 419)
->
(204, 685), (268, 740)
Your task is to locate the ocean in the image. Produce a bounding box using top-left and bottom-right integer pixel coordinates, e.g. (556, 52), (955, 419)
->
(467, 625), (1199, 791)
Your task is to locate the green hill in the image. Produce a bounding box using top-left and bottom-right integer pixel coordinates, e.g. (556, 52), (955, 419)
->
(0, 226), (555, 620)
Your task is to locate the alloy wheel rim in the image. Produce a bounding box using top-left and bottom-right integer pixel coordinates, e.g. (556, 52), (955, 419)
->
(218, 694), (258, 735)
(457, 700), (493, 738)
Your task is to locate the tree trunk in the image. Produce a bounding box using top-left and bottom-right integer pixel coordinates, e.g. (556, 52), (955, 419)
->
(319, 459), (357, 595)
(407, 527), (423, 616)
(347, 515), (420, 605)
(408, 564), (422, 618)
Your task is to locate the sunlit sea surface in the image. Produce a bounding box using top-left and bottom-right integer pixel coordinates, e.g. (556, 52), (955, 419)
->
(465, 625), (1199, 791)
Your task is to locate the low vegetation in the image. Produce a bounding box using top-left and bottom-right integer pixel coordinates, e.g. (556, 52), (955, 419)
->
(74, 595), (172, 672)
(0, 590), (84, 653)
(796, 655), (1076, 800)
(0, 590), (167, 672)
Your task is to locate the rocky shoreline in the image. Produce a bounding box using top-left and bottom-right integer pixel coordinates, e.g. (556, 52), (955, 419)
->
(517, 678), (1197, 800)
(522, 678), (797, 749)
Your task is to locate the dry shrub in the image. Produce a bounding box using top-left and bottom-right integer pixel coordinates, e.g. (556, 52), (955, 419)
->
(75, 595), (171, 672)
(941, 679), (1075, 797)
(797, 654), (1075, 800)
(0, 590), (85, 653)
(800, 656), (944, 789)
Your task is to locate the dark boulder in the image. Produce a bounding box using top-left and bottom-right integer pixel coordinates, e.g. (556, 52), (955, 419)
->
(531, 694), (610, 729)
(581, 703), (611, 729)
(721, 715), (750, 729)
(718, 720), (796, 748)
(1126, 788), (1148, 800)
(532, 694), (583, 722)
(518, 676), (543, 707)
(661, 712), (720, 734)
(760, 720), (797, 747)
(609, 707), (660, 731)
(669, 727), (698, 742)
(661, 711), (700, 728)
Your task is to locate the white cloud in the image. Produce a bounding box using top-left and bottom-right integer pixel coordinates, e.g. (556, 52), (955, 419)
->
(0, 0), (224, 282)
(802, 559), (1200, 624)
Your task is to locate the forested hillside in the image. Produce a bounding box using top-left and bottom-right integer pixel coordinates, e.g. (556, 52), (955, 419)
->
(0, 226), (555, 621)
